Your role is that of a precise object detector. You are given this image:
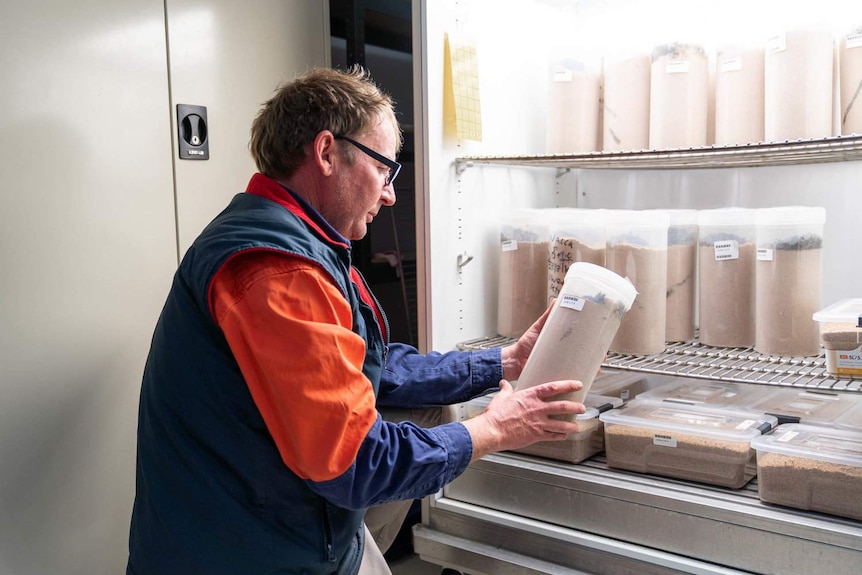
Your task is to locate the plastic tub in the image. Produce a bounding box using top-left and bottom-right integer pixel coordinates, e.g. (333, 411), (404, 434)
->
(546, 208), (607, 301)
(664, 209), (699, 342)
(636, 378), (771, 409)
(812, 298), (862, 376)
(602, 53), (651, 151)
(606, 210), (669, 355)
(497, 210), (549, 338)
(516, 261), (638, 412)
(590, 370), (651, 402)
(546, 59), (601, 154)
(697, 207), (757, 348)
(752, 424), (862, 521)
(748, 389), (860, 426)
(600, 400), (776, 487)
(649, 42), (709, 149)
(513, 394), (624, 463)
(755, 206), (825, 357)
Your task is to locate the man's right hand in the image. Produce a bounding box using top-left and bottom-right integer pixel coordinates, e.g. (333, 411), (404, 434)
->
(461, 379), (585, 462)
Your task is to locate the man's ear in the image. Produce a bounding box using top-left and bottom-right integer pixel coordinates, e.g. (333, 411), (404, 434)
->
(313, 130), (337, 177)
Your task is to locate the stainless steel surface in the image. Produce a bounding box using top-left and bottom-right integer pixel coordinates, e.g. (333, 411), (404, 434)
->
(423, 453), (862, 575)
(454, 135), (862, 172)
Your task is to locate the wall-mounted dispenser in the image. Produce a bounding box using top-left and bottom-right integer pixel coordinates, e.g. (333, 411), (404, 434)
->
(176, 104), (209, 160)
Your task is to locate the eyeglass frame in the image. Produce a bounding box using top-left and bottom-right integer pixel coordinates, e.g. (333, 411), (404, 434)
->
(334, 134), (401, 187)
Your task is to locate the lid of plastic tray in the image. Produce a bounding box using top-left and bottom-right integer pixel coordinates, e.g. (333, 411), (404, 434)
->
(751, 423), (862, 467)
(812, 298), (862, 325)
(590, 370), (648, 394)
(637, 378), (769, 407)
(749, 389), (860, 425)
(835, 401), (862, 432)
(599, 399), (777, 440)
(466, 392), (613, 421)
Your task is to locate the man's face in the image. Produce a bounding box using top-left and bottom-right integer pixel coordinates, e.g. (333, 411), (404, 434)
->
(327, 121), (398, 241)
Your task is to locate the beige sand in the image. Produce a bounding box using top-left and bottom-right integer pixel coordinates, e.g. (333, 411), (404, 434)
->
(698, 242), (755, 348)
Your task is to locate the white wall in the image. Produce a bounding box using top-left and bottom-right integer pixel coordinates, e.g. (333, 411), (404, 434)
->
(0, 2), (326, 574)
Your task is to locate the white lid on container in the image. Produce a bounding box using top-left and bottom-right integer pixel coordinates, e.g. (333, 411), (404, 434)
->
(563, 261), (638, 311)
(756, 206), (826, 226)
(637, 379), (771, 407)
(836, 401), (862, 433)
(599, 399), (777, 440)
(813, 298), (862, 326)
(698, 207), (756, 227)
(751, 423), (862, 468)
(467, 391), (616, 421)
(749, 389), (860, 425)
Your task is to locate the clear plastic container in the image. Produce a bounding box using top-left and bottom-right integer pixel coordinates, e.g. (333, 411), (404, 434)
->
(649, 42), (709, 149)
(697, 208), (757, 348)
(764, 27), (834, 141)
(715, 43), (765, 145)
(546, 208), (607, 301)
(600, 400), (776, 487)
(755, 206), (825, 357)
(602, 53), (651, 151)
(606, 210), (669, 355)
(497, 210), (549, 338)
(637, 378), (771, 409)
(546, 58), (601, 154)
(516, 262), (638, 415)
(835, 400), (862, 433)
(749, 389), (860, 426)
(514, 394), (624, 463)
(664, 209), (699, 342)
(751, 424), (862, 521)
(590, 369), (651, 402)
(813, 298), (862, 376)
(840, 26), (862, 135)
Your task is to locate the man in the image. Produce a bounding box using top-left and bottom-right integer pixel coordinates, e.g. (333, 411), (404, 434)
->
(127, 66), (584, 575)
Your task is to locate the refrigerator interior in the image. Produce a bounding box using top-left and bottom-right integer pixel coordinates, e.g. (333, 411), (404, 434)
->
(417, 0), (862, 353)
(414, 1), (862, 574)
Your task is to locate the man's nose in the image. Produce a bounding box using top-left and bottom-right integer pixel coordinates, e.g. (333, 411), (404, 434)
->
(381, 184), (396, 206)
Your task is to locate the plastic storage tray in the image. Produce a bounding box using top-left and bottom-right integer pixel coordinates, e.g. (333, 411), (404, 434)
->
(464, 392), (623, 463)
(751, 423), (862, 521)
(600, 400), (777, 488)
(812, 298), (862, 376)
(748, 389), (861, 425)
(636, 378), (771, 409)
(590, 369), (651, 401)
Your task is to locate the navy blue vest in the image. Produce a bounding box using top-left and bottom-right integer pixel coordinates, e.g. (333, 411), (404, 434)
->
(129, 192), (386, 575)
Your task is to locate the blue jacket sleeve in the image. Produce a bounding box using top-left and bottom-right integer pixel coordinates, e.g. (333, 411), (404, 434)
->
(306, 415), (473, 510)
(376, 343), (504, 408)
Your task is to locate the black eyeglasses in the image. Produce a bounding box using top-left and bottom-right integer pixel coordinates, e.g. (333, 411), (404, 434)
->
(334, 134), (401, 187)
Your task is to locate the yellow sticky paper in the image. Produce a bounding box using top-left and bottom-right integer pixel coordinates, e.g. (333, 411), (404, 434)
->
(444, 32), (483, 142)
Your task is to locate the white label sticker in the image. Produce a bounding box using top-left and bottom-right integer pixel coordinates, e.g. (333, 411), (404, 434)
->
(620, 389), (631, 401)
(502, 240), (518, 252)
(720, 57), (743, 72)
(666, 60), (689, 74)
(653, 433), (677, 447)
(777, 430), (799, 442)
(560, 294), (586, 311)
(553, 70), (573, 82)
(736, 419), (756, 430)
(757, 248), (774, 261)
(847, 33), (862, 50)
(766, 34), (787, 54)
(836, 345), (862, 373)
(713, 240), (739, 261)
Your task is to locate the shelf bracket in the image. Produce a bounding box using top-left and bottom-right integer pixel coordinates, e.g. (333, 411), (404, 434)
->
(455, 160), (473, 175)
(555, 167), (572, 179)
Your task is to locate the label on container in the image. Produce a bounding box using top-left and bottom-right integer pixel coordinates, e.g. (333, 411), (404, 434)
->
(736, 419), (756, 430)
(560, 294), (586, 311)
(835, 345), (862, 375)
(665, 60), (689, 74)
(847, 33), (862, 50)
(501, 240), (518, 252)
(720, 57), (743, 72)
(620, 389), (631, 401)
(653, 433), (677, 447)
(766, 34), (787, 54)
(553, 70), (573, 82)
(713, 240), (739, 261)
(757, 247), (774, 261)
(777, 430), (799, 442)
